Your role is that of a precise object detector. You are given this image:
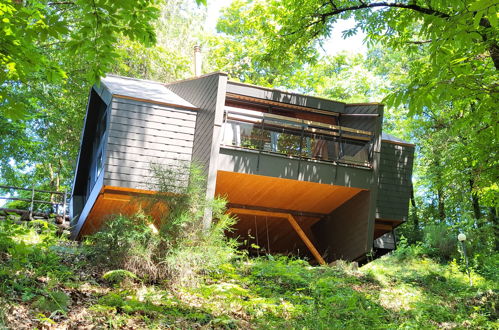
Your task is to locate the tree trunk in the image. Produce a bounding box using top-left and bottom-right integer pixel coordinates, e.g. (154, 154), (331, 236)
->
(48, 163), (56, 203)
(469, 178), (482, 225)
(487, 207), (498, 251)
(434, 156), (446, 222)
(437, 186), (445, 222)
(410, 184), (420, 240)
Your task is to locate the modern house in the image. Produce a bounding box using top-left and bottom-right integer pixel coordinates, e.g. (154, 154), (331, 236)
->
(70, 72), (414, 264)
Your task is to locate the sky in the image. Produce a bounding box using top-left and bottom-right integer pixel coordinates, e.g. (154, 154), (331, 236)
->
(204, 0), (366, 55)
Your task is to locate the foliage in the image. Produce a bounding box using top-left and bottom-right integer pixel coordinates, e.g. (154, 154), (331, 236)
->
(32, 290), (71, 314)
(421, 223), (459, 261)
(110, 0), (206, 82)
(0, 218), (498, 328)
(102, 269), (139, 285)
(208, 7), (388, 102)
(223, 0), (498, 112)
(0, 220), (74, 321)
(0, 0), (207, 192)
(0, 0), (161, 119)
(87, 163), (239, 284)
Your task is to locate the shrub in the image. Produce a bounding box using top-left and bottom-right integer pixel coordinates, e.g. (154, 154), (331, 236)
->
(474, 252), (499, 282)
(392, 236), (427, 261)
(87, 212), (162, 279)
(32, 290), (70, 314)
(102, 269), (139, 284)
(422, 223), (458, 261)
(86, 163), (239, 285)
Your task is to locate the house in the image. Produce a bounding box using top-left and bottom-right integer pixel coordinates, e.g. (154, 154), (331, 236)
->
(70, 72), (414, 264)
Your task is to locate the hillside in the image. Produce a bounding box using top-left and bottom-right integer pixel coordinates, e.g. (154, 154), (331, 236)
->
(0, 220), (497, 329)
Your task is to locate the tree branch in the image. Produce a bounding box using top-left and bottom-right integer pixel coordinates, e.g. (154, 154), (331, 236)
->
(48, 1), (75, 5)
(319, 1), (451, 20)
(406, 40), (433, 44)
(478, 17), (499, 70)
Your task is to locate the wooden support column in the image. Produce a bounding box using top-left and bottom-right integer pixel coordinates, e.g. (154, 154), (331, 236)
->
(285, 214), (326, 265)
(228, 208), (326, 265)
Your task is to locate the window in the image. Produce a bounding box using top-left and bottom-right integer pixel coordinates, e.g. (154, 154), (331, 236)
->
(95, 150), (103, 179)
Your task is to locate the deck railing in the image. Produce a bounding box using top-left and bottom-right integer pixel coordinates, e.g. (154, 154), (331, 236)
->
(222, 107), (375, 167)
(0, 185), (69, 219)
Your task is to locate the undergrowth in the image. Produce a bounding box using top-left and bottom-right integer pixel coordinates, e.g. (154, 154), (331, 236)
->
(0, 219), (497, 328)
(1, 164), (497, 328)
(86, 163), (238, 285)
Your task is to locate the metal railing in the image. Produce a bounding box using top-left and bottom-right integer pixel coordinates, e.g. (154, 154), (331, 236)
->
(221, 107), (375, 167)
(0, 185), (69, 219)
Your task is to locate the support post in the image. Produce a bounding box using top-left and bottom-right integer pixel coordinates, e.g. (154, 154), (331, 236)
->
(228, 208), (326, 265)
(286, 214), (326, 265)
(62, 192), (67, 220)
(29, 187), (35, 220)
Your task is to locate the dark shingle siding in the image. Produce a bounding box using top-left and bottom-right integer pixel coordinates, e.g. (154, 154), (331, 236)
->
(104, 98), (197, 189)
(167, 74), (222, 173)
(376, 142), (414, 221)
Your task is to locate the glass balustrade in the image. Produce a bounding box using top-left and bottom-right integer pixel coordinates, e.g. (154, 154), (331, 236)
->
(221, 108), (374, 167)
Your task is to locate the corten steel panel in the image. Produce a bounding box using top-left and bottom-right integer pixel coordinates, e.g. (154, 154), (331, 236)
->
(312, 190), (372, 262)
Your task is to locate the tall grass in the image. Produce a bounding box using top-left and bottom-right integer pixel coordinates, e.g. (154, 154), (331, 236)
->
(87, 163), (238, 285)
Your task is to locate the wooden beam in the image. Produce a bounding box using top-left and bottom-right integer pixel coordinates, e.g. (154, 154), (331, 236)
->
(285, 214), (326, 266)
(227, 203), (326, 218)
(374, 223), (393, 231)
(228, 207), (290, 219)
(228, 208), (326, 265)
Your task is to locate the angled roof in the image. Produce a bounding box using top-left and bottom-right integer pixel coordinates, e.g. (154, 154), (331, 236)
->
(100, 75), (198, 110)
(226, 80), (346, 114)
(382, 133), (415, 147)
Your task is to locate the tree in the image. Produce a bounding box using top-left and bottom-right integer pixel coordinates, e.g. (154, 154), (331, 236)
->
(0, 0), (161, 119)
(0, 0), (207, 191)
(110, 0), (206, 82)
(232, 0), (497, 113)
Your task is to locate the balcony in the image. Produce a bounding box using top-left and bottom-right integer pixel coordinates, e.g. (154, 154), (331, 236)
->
(221, 106), (374, 168)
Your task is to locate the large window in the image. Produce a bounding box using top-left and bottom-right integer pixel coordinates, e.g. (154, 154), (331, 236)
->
(222, 106), (374, 167)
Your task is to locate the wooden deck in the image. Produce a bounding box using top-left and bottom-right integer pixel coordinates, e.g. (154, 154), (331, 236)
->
(215, 171), (364, 214)
(78, 186), (164, 237)
(78, 172), (371, 264)
(215, 171), (366, 263)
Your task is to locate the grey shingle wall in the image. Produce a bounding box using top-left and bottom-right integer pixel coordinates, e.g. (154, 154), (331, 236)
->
(376, 142), (415, 221)
(312, 190), (371, 261)
(341, 104), (380, 132)
(167, 74), (227, 174)
(104, 97), (197, 189)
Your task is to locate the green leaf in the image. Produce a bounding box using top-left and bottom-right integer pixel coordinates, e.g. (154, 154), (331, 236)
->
(487, 8), (498, 27)
(469, 0), (493, 12)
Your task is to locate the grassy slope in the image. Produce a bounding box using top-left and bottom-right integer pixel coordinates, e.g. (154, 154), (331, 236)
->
(0, 222), (497, 329)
